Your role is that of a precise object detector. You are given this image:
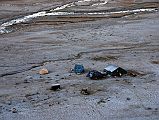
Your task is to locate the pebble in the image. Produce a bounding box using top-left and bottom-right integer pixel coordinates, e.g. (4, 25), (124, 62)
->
(80, 88), (90, 95)
(146, 107), (152, 110)
(39, 68), (49, 75)
(127, 97), (131, 100)
(24, 76), (32, 83)
(12, 108), (17, 113)
(97, 99), (106, 104)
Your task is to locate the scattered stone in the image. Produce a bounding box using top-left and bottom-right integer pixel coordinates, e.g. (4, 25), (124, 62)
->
(0, 106), (2, 114)
(86, 70), (104, 80)
(39, 68), (49, 75)
(97, 98), (106, 104)
(8, 103), (12, 105)
(50, 84), (60, 91)
(15, 83), (20, 85)
(24, 79), (29, 83)
(12, 108), (17, 113)
(145, 107), (152, 110)
(126, 97), (131, 100)
(123, 79), (131, 84)
(25, 92), (39, 98)
(127, 70), (145, 77)
(73, 64), (85, 74)
(24, 76), (32, 83)
(25, 76), (33, 79)
(127, 71), (137, 77)
(45, 81), (50, 83)
(80, 88), (91, 95)
(151, 60), (159, 64)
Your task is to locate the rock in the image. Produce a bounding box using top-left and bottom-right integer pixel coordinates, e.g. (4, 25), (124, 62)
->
(39, 68), (49, 75)
(97, 98), (106, 104)
(126, 97), (131, 100)
(12, 108), (17, 113)
(80, 88), (91, 95)
(24, 76), (32, 83)
(50, 84), (60, 91)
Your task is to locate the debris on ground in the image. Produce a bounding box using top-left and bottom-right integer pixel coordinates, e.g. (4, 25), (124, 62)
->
(50, 84), (60, 91)
(39, 68), (49, 75)
(127, 70), (145, 77)
(73, 64), (85, 74)
(151, 60), (159, 64)
(145, 107), (152, 110)
(86, 70), (104, 80)
(12, 108), (17, 113)
(103, 64), (127, 77)
(90, 55), (118, 61)
(80, 88), (91, 95)
(24, 76), (32, 83)
(97, 98), (106, 104)
(127, 71), (137, 77)
(126, 97), (131, 100)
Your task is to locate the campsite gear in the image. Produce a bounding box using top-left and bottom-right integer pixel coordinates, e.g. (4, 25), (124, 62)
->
(86, 70), (104, 80)
(74, 64), (85, 74)
(103, 64), (127, 77)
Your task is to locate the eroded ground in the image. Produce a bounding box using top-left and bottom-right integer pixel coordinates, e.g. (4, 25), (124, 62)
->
(0, 0), (159, 120)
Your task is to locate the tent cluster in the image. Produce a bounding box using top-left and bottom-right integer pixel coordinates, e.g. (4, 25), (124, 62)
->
(73, 64), (127, 80)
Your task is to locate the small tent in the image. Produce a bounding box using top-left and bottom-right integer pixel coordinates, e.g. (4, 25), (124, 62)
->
(104, 64), (127, 77)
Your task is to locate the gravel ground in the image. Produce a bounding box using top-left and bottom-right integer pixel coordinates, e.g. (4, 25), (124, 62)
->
(0, 0), (159, 120)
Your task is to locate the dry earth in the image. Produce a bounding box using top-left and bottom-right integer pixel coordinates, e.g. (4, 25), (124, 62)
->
(0, 0), (159, 120)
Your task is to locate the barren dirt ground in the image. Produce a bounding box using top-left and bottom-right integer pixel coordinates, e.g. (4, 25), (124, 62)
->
(0, 0), (159, 120)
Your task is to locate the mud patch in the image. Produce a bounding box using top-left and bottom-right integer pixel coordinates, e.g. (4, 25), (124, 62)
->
(80, 87), (102, 95)
(70, 83), (104, 96)
(151, 60), (159, 64)
(90, 55), (118, 61)
(127, 70), (146, 77)
(80, 88), (91, 95)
